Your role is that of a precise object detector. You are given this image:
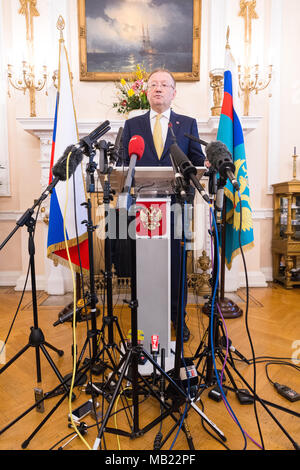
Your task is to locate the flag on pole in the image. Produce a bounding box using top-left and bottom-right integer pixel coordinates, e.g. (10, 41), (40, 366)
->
(47, 37), (89, 273)
(217, 38), (254, 269)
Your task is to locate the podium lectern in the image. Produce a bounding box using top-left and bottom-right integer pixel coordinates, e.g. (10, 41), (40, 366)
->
(135, 195), (172, 372)
(98, 166), (206, 374)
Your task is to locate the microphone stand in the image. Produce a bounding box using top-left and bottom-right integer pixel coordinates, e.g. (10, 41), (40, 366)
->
(184, 132), (243, 319)
(0, 126), (116, 448)
(92, 163), (226, 450)
(169, 154), (189, 384)
(0, 177), (87, 448)
(0, 177), (66, 385)
(218, 197), (243, 318)
(197, 171), (247, 372)
(90, 141), (127, 377)
(191, 173), (300, 451)
(0, 168), (103, 448)
(193, 173), (241, 385)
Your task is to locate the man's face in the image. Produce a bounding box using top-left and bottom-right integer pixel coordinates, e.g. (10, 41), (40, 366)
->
(147, 71), (176, 112)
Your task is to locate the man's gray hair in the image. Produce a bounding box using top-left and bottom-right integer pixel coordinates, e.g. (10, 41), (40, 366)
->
(147, 68), (176, 88)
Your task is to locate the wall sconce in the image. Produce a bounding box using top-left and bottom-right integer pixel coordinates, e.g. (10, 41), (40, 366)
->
(7, 0), (48, 117)
(238, 62), (272, 116)
(7, 61), (47, 117)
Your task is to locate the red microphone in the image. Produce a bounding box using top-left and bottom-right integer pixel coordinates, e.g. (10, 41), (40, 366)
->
(128, 135), (145, 160)
(121, 136), (145, 200)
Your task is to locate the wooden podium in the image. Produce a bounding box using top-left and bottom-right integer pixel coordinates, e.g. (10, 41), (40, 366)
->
(135, 195), (172, 372)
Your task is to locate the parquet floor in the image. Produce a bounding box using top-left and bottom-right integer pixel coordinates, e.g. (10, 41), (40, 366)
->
(0, 283), (299, 452)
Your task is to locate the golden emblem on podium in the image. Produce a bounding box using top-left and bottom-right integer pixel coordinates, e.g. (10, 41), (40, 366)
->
(140, 206), (162, 231)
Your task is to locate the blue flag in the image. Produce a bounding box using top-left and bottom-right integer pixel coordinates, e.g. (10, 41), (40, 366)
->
(217, 46), (254, 269)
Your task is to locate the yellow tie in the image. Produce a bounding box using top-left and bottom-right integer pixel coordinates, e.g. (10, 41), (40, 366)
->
(153, 114), (163, 159)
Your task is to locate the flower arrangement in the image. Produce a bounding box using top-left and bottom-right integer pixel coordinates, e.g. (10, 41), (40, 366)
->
(113, 64), (150, 115)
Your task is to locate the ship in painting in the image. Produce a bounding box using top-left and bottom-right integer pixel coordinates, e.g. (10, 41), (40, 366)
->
(140, 24), (156, 55)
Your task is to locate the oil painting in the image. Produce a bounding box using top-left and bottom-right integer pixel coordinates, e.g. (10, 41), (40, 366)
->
(78, 0), (201, 81)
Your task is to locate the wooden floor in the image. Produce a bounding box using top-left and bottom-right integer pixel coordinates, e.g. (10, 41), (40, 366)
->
(0, 283), (299, 452)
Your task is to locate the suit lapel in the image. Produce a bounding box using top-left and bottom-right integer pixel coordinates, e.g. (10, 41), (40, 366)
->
(140, 111), (157, 158)
(160, 110), (180, 161)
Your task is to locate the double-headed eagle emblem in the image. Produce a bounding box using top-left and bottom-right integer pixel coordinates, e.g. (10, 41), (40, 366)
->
(140, 206), (162, 231)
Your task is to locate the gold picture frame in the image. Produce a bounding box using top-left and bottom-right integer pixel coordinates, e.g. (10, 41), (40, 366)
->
(78, 0), (201, 82)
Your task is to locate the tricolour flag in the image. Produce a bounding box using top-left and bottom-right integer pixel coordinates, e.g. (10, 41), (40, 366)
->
(47, 38), (89, 273)
(217, 43), (254, 269)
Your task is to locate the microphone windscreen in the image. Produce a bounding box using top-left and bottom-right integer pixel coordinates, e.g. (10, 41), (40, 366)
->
(115, 127), (123, 151)
(128, 135), (145, 160)
(205, 141), (232, 168)
(52, 145), (83, 181)
(170, 143), (197, 176)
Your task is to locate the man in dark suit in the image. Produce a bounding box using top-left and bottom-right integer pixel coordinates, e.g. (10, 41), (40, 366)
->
(121, 69), (205, 342)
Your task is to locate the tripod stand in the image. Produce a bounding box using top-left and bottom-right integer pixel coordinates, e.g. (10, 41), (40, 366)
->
(0, 123), (116, 448)
(94, 169), (127, 372)
(79, 140), (129, 383)
(0, 188), (67, 389)
(192, 177), (300, 450)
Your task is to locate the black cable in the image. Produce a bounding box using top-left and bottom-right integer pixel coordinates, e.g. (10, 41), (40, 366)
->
(48, 388), (150, 450)
(265, 361), (300, 386)
(225, 356), (300, 449)
(197, 396), (231, 450)
(235, 355), (300, 365)
(237, 191), (265, 450)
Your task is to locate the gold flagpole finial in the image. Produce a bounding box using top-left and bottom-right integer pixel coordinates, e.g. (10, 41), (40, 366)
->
(226, 26), (231, 49)
(56, 15), (65, 40)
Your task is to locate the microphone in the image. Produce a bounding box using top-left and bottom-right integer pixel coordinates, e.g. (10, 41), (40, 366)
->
(52, 121), (111, 181)
(168, 121), (177, 144)
(79, 120), (111, 155)
(114, 126), (123, 155)
(108, 126), (123, 168)
(170, 152), (187, 200)
(220, 336), (250, 364)
(215, 185), (224, 224)
(169, 143), (210, 203)
(52, 145), (83, 181)
(117, 135), (145, 209)
(168, 123), (187, 200)
(53, 295), (91, 326)
(184, 133), (208, 147)
(97, 140), (108, 174)
(123, 135), (144, 192)
(205, 141), (240, 190)
(128, 134), (145, 159)
(185, 134), (240, 190)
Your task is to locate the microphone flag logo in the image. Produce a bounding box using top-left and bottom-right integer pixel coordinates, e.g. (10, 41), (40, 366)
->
(151, 335), (159, 352)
